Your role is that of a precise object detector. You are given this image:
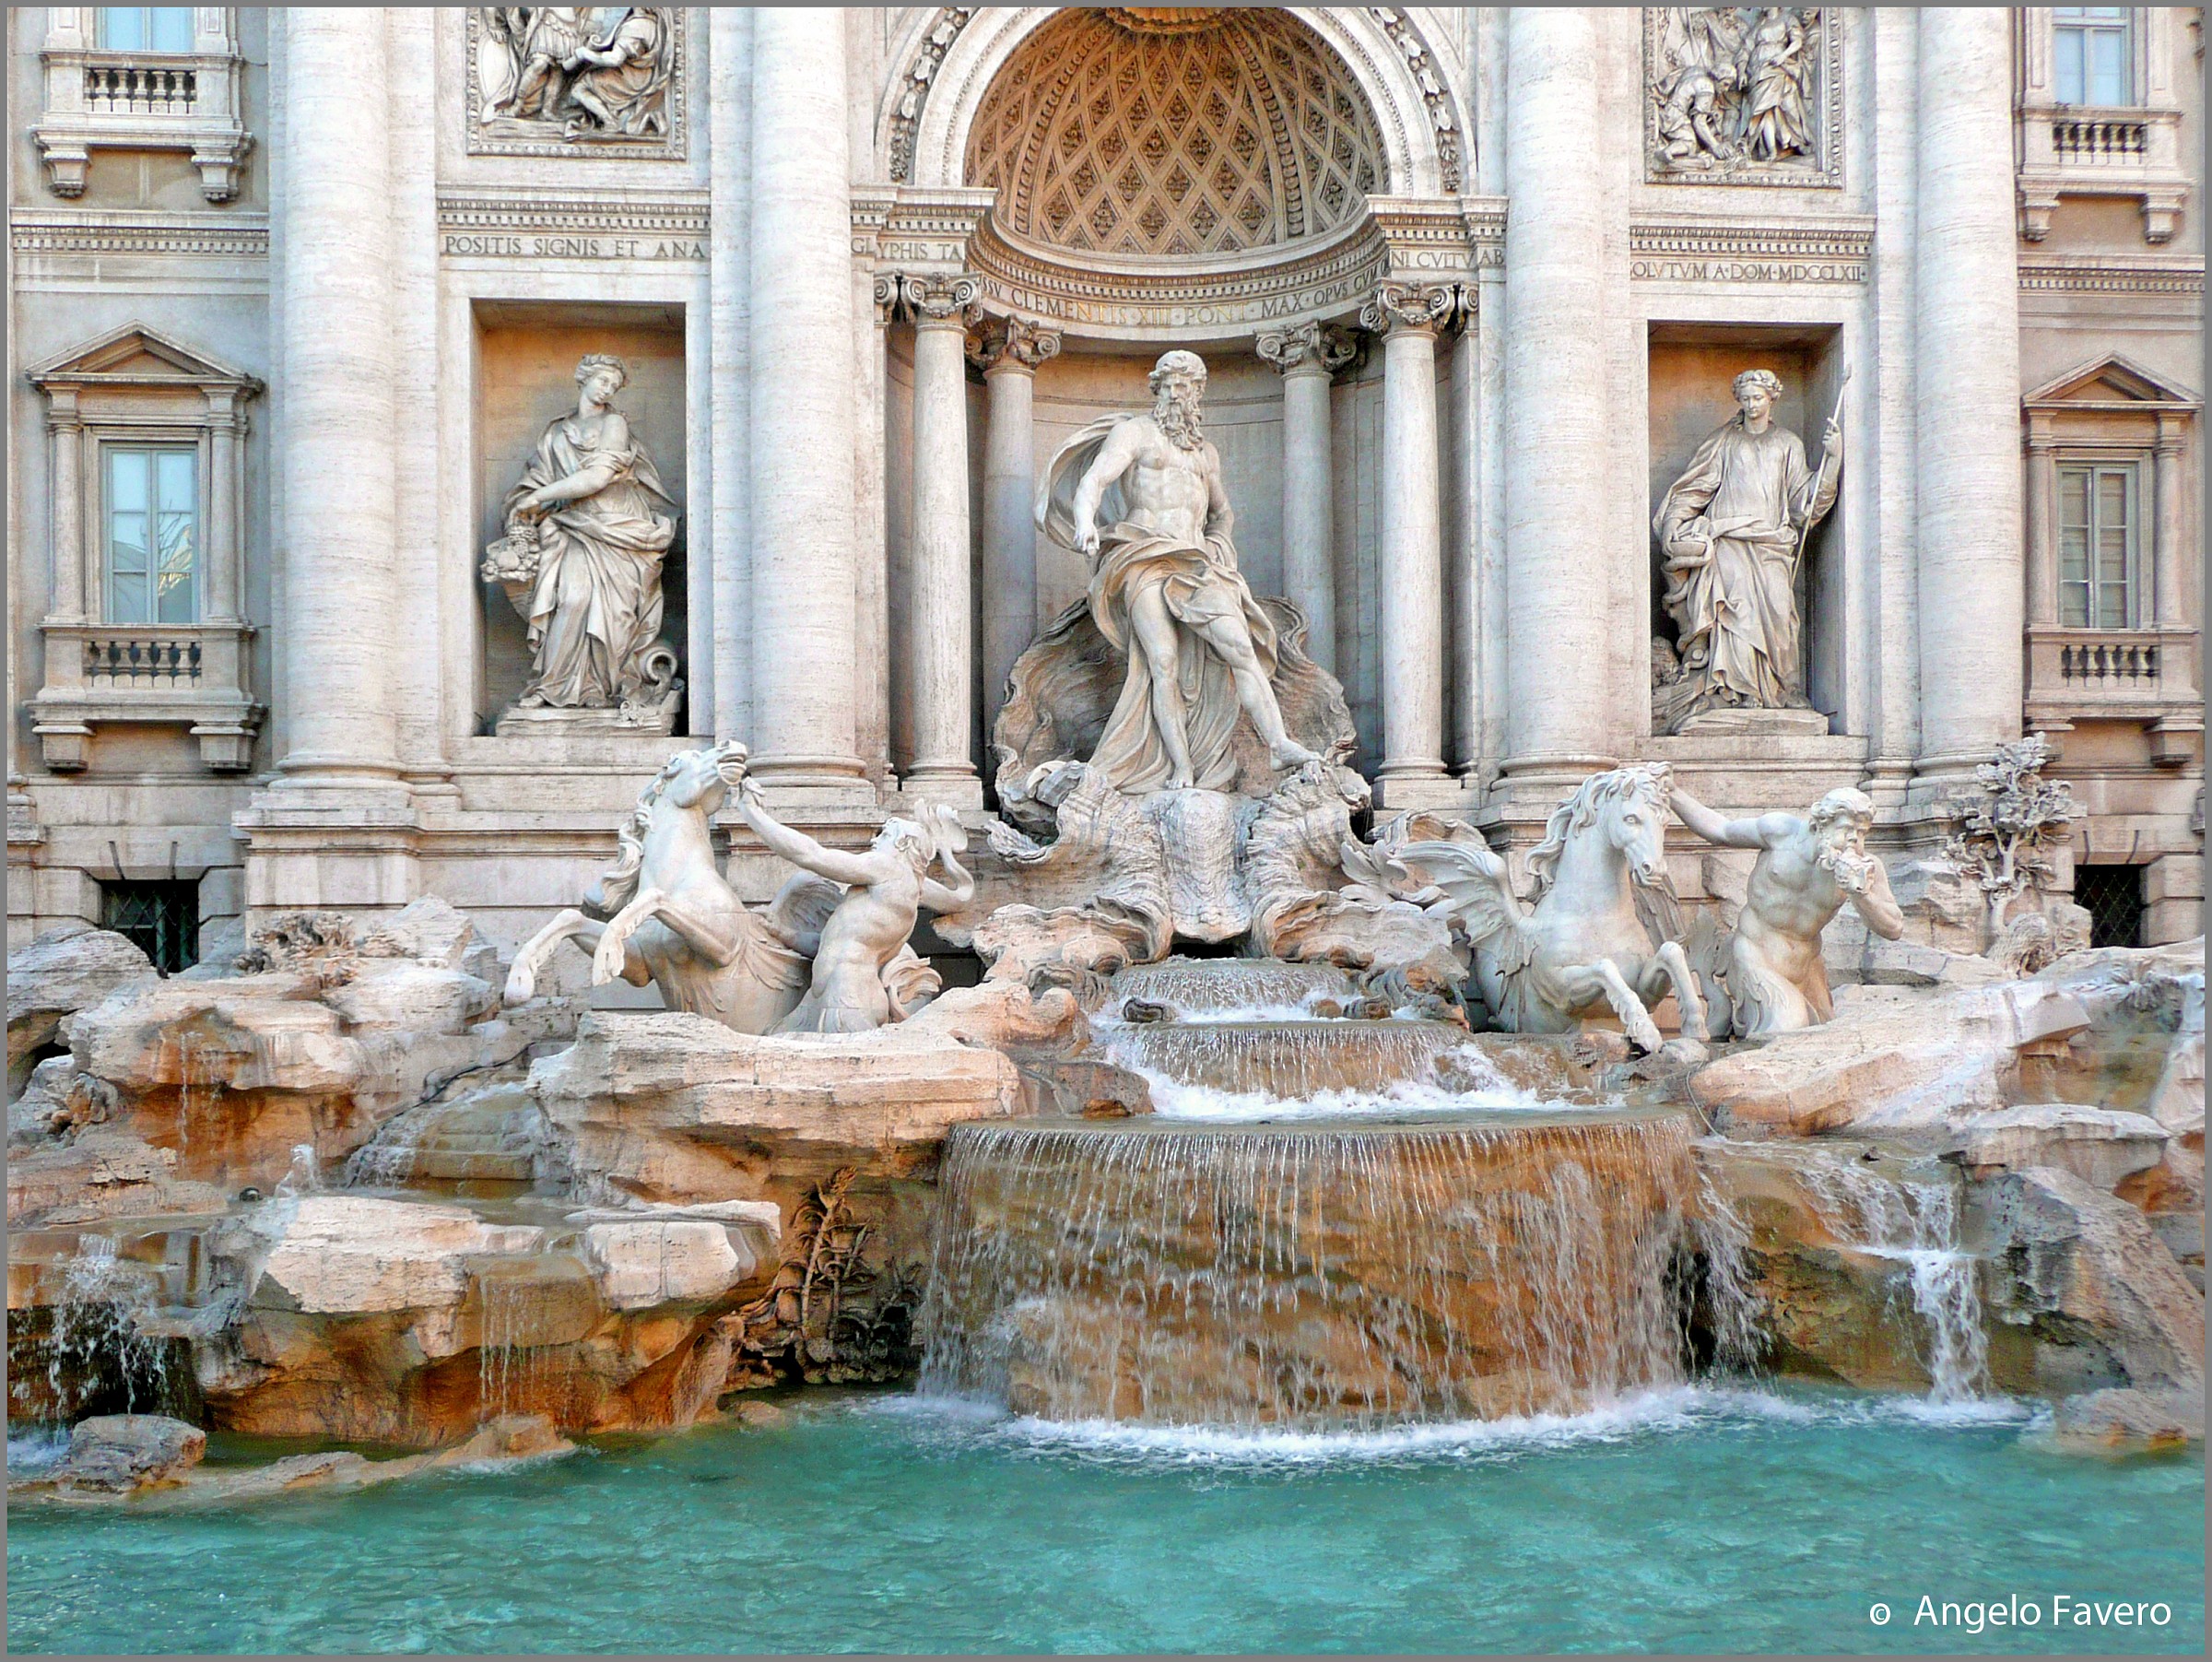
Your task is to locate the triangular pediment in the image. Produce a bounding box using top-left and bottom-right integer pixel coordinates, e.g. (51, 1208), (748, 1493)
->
(29, 324), (257, 390)
(2024, 352), (2201, 410)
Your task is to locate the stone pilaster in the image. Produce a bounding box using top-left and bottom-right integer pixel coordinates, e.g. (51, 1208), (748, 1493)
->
(2153, 416), (2187, 628)
(1499, 6), (1616, 798)
(1358, 282), (1458, 808)
(1912, 5), (2024, 787)
(43, 395), (84, 623)
(708, 6), (750, 742)
(2024, 424), (2058, 630)
(897, 272), (983, 807)
(1256, 320), (1355, 677)
(969, 314), (1061, 749)
(747, 7), (865, 797)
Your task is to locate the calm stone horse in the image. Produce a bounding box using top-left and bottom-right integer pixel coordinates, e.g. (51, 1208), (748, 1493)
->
(1397, 763), (1710, 1052)
(503, 741), (836, 1032)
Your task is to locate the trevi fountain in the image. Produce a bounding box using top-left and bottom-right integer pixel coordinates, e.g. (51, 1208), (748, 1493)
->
(5, 6), (2204, 1656)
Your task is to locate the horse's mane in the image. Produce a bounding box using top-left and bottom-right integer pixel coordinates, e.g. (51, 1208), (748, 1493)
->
(1524, 762), (1675, 904)
(582, 755), (683, 921)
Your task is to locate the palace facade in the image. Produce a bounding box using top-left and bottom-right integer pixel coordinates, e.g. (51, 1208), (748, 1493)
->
(6, 6), (2204, 972)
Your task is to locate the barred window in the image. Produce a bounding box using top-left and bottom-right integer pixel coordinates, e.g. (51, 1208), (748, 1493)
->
(104, 447), (198, 625)
(100, 879), (201, 973)
(2056, 461), (2138, 629)
(2074, 865), (2145, 949)
(2053, 7), (2134, 105)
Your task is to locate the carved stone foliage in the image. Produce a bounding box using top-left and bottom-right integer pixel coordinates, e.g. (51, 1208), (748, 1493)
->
(1943, 736), (2082, 937)
(1256, 321), (1358, 377)
(1644, 7), (1841, 187)
(966, 315), (1063, 374)
(964, 7), (1383, 256)
(467, 7), (684, 159)
(1359, 280), (1465, 337)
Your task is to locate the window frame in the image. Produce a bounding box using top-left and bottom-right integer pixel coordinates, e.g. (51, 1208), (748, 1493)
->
(100, 441), (203, 627)
(94, 6), (197, 54)
(2055, 455), (2142, 631)
(2051, 6), (2137, 107)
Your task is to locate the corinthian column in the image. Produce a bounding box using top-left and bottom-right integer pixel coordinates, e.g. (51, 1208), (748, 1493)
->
(899, 273), (982, 807)
(1500, 6), (1613, 794)
(1257, 321), (1355, 675)
(968, 313), (1060, 748)
(1359, 283), (1456, 807)
(275, 7), (398, 784)
(748, 8), (863, 794)
(1912, 6), (2023, 782)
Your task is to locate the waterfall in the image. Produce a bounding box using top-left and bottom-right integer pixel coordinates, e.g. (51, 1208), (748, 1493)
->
(1798, 1159), (1990, 1402)
(1098, 1020), (1472, 1099)
(14, 1236), (175, 1424)
(918, 1112), (1711, 1429)
(344, 1108), (435, 1189)
(477, 1273), (537, 1422)
(1111, 958), (1360, 1013)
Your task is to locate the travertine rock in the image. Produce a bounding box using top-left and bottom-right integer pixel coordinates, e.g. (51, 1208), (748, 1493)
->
(257, 1196), (545, 1315)
(2048, 1384), (2206, 1451)
(7, 925), (154, 1098)
(578, 1220), (757, 1310)
(44, 1413), (206, 1492)
(1985, 1165), (2206, 1395)
(1950, 1105), (2170, 1191)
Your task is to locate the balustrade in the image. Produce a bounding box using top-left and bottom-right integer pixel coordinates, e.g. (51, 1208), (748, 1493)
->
(82, 633), (205, 690)
(83, 60), (199, 115)
(2050, 116), (2149, 164)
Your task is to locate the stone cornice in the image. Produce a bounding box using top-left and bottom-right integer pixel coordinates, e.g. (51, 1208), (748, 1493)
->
(437, 192), (709, 238)
(2017, 253), (2206, 297)
(8, 208), (267, 259)
(1630, 213), (1872, 283)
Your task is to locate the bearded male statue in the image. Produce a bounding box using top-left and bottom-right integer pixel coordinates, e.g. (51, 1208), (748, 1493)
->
(1670, 784), (1904, 1038)
(1036, 350), (1320, 795)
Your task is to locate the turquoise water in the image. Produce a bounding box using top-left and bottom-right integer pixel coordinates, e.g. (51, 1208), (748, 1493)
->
(7, 1387), (2204, 1656)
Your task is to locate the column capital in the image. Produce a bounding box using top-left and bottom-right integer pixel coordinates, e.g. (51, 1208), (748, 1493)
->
(888, 271), (982, 326)
(2023, 425), (2057, 453)
(1256, 320), (1357, 378)
(1359, 280), (1465, 339)
(2154, 410), (2187, 453)
(966, 313), (1062, 375)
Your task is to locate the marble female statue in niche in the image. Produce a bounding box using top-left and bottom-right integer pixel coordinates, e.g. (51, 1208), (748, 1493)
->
(1653, 367), (1840, 732)
(483, 353), (679, 726)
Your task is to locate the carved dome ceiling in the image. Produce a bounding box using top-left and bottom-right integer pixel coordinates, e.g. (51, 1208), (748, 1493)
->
(964, 7), (1385, 261)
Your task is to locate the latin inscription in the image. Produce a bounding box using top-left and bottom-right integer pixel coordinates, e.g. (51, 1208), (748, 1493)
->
(441, 232), (708, 262)
(1630, 257), (1866, 284)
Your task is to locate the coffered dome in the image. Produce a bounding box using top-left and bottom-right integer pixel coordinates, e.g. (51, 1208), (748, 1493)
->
(964, 7), (1385, 260)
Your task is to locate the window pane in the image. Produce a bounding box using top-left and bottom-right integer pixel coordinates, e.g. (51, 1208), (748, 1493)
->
(2089, 29), (2127, 104)
(2054, 29), (2086, 102)
(99, 7), (148, 51)
(108, 447), (147, 516)
(107, 451), (151, 629)
(153, 451), (199, 623)
(108, 571), (150, 623)
(148, 6), (194, 52)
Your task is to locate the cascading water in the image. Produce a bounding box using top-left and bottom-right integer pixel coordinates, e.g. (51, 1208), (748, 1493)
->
(919, 1109), (1715, 1429)
(1796, 1158), (1990, 1402)
(1098, 1020), (1474, 1099)
(1109, 957), (1361, 1013)
(12, 1235), (176, 1424)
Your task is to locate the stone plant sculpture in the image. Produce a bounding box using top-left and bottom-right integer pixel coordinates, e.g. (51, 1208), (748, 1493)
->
(1670, 784), (1905, 1038)
(1943, 735), (2080, 951)
(1398, 763), (1710, 1052)
(483, 353), (680, 731)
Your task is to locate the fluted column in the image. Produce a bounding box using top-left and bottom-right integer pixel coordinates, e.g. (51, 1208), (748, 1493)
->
(1257, 321), (1355, 675)
(1912, 6), (2024, 778)
(969, 314), (1060, 748)
(45, 395), (84, 622)
(897, 274), (982, 805)
(748, 8), (862, 792)
(2024, 424), (2058, 629)
(276, 7), (397, 784)
(2153, 416), (2186, 628)
(1500, 6), (1613, 789)
(1359, 282), (1456, 806)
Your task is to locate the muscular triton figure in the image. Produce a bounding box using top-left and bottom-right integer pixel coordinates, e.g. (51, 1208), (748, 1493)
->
(1037, 349), (1320, 794)
(1670, 784), (1905, 1038)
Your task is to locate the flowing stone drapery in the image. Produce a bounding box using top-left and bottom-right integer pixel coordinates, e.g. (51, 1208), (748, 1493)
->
(1500, 6), (1613, 791)
(899, 274), (983, 805)
(1912, 6), (2023, 781)
(1360, 285), (1455, 807)
(275, 7), (399, 784)
(971, 315), (1060, 746)
(1257, 322), (1355, 678)
(747, 8), (863, 793)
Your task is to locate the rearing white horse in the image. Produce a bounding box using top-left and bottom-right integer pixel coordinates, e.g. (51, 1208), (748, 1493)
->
(1397, 763), (1709, 1053)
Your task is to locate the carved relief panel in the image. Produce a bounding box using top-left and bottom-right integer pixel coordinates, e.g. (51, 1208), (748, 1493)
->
(467, 7), (685, 159)
(1644, 7), (1841, 187)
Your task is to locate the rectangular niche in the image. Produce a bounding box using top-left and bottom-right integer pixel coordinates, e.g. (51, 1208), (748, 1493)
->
(470, 300), (688, 734)
(1646, 322), (1846, 731)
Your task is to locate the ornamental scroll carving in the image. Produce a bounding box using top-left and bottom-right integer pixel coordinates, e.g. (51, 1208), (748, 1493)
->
(468, 7), (685, 159)
(1644, 7), (1840, 187)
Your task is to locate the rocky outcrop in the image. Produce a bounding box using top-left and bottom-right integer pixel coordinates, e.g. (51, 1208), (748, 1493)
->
(1983, 1165), (2206, 1399)
(2048, 1385), (2206, 1451)
(37, 1412), (206, 1492)
(1948, 1105), (2170, 1191)
(7, 926), (154, 1098)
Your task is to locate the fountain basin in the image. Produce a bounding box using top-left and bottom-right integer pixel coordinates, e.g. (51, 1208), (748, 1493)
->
(920, 1108), (1710, 1429)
